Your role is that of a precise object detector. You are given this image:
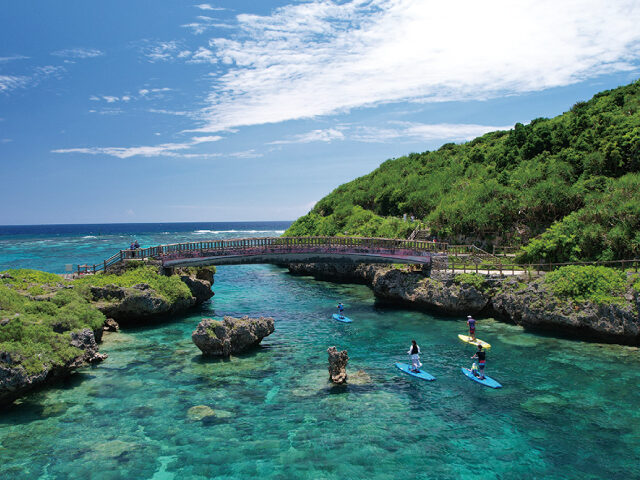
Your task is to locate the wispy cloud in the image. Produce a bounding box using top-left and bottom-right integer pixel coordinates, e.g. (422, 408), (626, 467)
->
(0, 75), (30, 93)
(0, 66), (64, 94)
(89, 88), (173, 104)
(51, 48), (104, 59)
(182, 16), (233, 35)
(350, 123), (513, 143)
(269, 123), (511, 145)
(191, 0), (640, 132)
(270, 128), (345, 144)
(0, 55), (29, 63)
(52, 135), (223, 159)
(194, 4), (225, 11)
(141, 41), (181, 62)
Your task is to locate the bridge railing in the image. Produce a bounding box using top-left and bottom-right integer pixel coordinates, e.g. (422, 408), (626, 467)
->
(77, 236), (450, 274)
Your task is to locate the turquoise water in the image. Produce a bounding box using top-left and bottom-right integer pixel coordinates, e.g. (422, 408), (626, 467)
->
(1, 225), (639, 479)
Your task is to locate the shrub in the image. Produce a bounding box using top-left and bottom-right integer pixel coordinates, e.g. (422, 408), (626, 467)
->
(544, 265), (626, 304)
(453, 273), (486, 290)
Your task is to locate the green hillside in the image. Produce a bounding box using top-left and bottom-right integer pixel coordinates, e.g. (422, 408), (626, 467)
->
(286, 80), (640, 262)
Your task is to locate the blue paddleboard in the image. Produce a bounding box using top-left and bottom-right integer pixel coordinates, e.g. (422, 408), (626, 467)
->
(332, 313), (352, 323)
(395, 363), (436, 381)
(461, 367), (502, 388)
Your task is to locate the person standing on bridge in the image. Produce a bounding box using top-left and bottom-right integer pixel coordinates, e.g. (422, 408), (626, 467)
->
(337, 302), (345, 318)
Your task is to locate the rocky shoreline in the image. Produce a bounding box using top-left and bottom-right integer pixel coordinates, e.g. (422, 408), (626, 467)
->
(0, 264), (215, 407)
(286, 263), (640, 345)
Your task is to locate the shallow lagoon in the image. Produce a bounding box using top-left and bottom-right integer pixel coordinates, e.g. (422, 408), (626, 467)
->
(1, 263), (639, 480)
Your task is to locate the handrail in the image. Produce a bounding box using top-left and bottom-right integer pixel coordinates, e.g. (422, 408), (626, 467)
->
(74, 236), (640, 276)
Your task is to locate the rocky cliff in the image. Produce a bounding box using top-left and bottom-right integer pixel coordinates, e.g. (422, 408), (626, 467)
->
(0, 328), (106, 406)
(287, 263), (640, 345)
(89, 267), (214, 324)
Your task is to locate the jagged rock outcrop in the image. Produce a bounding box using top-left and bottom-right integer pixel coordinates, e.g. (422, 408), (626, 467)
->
(176, 267), (215, 304)
(288, 263), (489, 314)
(0, 328), (106, 406)
(103, 318), (119, 332)
(492, 279), (640, 344)
(90, 284), (195, 323)
(192, 316), (275, 356)
(288, 263), (640, 345)
(371, 269), (490, 314)
(327, 346), (348, 384)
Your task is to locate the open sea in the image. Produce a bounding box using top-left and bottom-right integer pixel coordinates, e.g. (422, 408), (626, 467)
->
(0, 222), (639, 479)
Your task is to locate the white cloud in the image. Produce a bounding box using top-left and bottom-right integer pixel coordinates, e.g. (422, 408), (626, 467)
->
(142, 41), (180, 62)
(0, 75), (30, 93)
(188, 47), (217, 63)
(0, 55), (29, 63)
(182, 17), (234, 34)
(52, 136), (222, 159)
(103, 96), (119, 103)
(351, 123), (513, 143)
(270, 128), (345, 144)
(192, 0), (640, 132)
(0, 66), (64, 94)
(195, 4), (225, 11)
(51, 48), (104, 58)
(148, 108), (193, 117)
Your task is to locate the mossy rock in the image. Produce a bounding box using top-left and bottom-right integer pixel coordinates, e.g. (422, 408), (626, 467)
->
(187, 405), (216, 421)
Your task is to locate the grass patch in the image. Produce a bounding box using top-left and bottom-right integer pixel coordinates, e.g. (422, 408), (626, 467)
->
(74, 266), (191, 304)
(0, 282), (105, 376)
(453, 273), (486, 290)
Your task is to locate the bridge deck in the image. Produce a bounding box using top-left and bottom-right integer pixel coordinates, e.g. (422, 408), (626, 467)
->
(82, 236), (457, 274)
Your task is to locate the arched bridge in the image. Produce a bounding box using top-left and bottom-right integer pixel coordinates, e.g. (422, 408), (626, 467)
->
(81, 236), (456, 274)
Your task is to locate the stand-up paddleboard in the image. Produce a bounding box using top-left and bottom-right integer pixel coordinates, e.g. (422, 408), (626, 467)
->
(461, 367), (502, 388)
(395, 363), (436, 381)
(332, 313), (352, 323)
(458, 334), (491, 349)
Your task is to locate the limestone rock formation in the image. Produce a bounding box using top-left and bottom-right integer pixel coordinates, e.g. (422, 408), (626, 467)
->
(327, 346), (348, 384)
(288, 263), (640, 345)
(176, 267), (215, 304)
(103, 318), (119, 332)
(492, 279), (640, 344)
(90, 283), (195, 324)
(192, 316), (275, 357)
(0, 328), (106, 406)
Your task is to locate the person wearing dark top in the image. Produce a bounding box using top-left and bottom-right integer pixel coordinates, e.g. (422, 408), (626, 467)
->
(471, 344), (486, 379)
(407, 339), (422, 372)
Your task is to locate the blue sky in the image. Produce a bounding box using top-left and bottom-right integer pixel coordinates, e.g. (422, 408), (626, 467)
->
(1, 0), (639, 225)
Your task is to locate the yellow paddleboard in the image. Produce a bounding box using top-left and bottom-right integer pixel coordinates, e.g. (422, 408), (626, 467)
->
(458, 334), (491, 349)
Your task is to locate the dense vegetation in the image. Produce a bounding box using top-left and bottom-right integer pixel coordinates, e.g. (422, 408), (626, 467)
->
(0, 265), (192, 378)
(544, 265), (628, 305)
(0, 270), (105, 375)
(74, 264), (192, 304)
(286, 80), (640, 262)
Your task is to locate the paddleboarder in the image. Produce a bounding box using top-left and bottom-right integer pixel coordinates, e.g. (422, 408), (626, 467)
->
(471, 344), (486, 380)
(337, 302), (345, 318)
(407, 340), (422, 373)
(467, 315), (476, 341)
